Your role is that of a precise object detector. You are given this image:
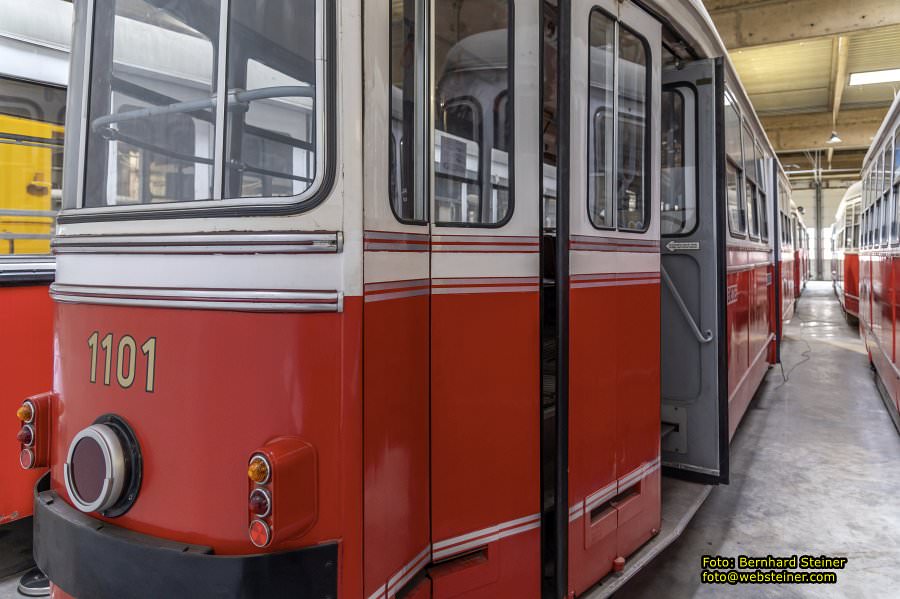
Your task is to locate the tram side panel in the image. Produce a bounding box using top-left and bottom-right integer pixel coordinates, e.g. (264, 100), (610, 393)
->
(565, 4), (662, 595)
(0, 287), (53, 524)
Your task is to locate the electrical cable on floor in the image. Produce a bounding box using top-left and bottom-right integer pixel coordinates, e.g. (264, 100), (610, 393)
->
(776, 298), (815, 388)
(775, 336), (813, 389)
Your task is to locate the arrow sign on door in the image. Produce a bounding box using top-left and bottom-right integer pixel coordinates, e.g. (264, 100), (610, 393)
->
(665, 240), (701, 252)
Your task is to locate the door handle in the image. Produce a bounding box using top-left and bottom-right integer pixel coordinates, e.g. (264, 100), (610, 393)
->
(662, 266), (714, 344)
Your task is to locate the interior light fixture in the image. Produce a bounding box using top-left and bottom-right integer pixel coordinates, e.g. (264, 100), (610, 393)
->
(849, 68), (900, 86)
(826, 131), (842, 144)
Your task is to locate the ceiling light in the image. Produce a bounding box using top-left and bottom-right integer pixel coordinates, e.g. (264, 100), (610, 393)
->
(849, 69), (900, 86)
(826, 131), (842, 144)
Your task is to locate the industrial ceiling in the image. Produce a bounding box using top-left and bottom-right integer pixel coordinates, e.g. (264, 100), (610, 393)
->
(704, 0), (900, 181)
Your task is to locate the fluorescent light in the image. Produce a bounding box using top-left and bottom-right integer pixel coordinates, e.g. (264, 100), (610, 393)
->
(849, 69), (900, 86)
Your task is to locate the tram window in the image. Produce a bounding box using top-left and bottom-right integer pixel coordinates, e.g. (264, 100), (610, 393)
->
(434, 100), (484, 223)
(894, 128), (900, 177)
(433, 0), (512, 227)
(661, 89), (695, 236)
(0, 77), (65, 255)
(223, 2), (318, 199)
(725, 104), (746, 237)
(726, 162), (745, 236)
(390, 0), (426, 223)
(746, 179), (759, 240)
(587, 10), (615, 229)
(725, 102), (741, 166)
(85, 0), (220, 206)
(758, 188), (769, 242)
(616, 27), (649, 232)
(83, 0), (325, 209)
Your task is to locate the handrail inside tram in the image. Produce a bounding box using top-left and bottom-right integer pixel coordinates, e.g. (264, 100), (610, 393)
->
(90, 85), (315, 131)
(662, 266), (714, 344)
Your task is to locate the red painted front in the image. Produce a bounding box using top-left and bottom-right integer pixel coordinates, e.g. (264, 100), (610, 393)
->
(1, 285), (53, 525)
(568, 276), (661, 595)
(50, 299), (363, 596)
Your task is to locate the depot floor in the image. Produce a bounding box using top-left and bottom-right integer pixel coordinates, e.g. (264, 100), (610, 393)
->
(1, 283), (899, 599)
(616, 281), (900, 598)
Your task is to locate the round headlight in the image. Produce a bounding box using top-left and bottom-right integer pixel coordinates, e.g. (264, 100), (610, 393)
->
(64, 424), (127, 514)
(63, 415), (142, 517)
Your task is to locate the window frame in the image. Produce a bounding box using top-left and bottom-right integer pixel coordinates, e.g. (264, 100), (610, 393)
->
(724, 100), (747, 240)
(660, 84), (699, 238)
(586, 8), (653, 234)
(63, 0), (335, 223)
(432, 0), (516, 229)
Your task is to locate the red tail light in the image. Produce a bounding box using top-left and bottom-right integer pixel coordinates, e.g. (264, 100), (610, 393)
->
(249, 489), (271, 518)
(16, 425), (34, 447)
(249, 519), (271, 548)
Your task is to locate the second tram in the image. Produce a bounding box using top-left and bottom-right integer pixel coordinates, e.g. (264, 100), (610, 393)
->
(0, 0), (69, 582)
(859, 93), (900, 431)
(831, 182), (862, 323)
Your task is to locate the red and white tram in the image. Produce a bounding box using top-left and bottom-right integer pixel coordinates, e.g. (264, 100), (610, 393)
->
(17, 1), (792, 598)
(0, 0), (69, 584)
(831, 182), (862, 323)
(792, 207), (811, 295)
(859, 93), (900, 431)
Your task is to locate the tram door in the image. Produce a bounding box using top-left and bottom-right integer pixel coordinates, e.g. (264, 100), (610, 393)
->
(364, 1), (543, 598)
(428, 2), (543, 597)
(660, 59), (730, 483)
(565, 1), (662, 595)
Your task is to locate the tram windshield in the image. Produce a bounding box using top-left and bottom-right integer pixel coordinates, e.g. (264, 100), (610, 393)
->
(81, 0), (323, 209)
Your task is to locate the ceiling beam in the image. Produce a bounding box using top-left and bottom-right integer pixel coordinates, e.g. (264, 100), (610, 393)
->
(706, 0), (900, 49)
(830, 36), (849, 128)
(761, 106), (888, 152)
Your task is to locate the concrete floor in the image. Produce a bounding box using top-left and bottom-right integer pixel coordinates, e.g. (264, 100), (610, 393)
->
(2, 283), (897, 599)
(0, 574), (23, 599)
(617, 281), (900, 598)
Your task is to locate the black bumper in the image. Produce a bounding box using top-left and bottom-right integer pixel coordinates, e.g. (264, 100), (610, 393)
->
(33, 475), (337, 599)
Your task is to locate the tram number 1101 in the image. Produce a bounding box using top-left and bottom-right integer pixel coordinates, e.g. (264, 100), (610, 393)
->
(87, 332), (157, 393)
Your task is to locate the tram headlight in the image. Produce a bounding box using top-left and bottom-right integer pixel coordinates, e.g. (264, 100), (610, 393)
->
(63, 415), (143, 517)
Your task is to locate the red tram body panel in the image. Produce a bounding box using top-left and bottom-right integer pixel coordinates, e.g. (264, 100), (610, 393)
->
(1, 285), (54, 525)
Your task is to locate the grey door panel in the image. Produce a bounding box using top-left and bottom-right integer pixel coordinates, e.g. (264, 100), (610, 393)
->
(661, 59), (727, 482)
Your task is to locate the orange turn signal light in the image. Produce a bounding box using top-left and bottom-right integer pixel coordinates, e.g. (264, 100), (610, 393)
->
(16, 404), (33, 423)
(248, 455), (270, 484)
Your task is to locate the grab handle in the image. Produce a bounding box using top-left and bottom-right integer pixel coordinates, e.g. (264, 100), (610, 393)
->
(661, 266), (714, 344)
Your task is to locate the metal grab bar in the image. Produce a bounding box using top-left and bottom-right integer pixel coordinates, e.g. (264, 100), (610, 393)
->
(661, 266), (714, 344)
(91, 85), (315, 130)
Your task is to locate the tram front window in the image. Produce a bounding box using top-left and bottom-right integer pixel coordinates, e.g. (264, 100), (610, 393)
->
(83, 0), (323, 209)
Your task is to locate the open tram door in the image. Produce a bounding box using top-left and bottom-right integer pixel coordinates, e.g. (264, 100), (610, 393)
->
(660, 58), (730, 484)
